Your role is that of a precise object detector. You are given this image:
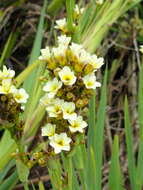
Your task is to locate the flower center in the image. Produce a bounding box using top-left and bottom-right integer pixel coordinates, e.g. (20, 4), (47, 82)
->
(87, 81), (93, 87)
(55, 106), (60, 112)
(51, 84), (58, 91)
(72, 122), (79, 128)
(15, 94), (22, 100)
(57, 140), (64, 146)
(63, 75), (72, 81)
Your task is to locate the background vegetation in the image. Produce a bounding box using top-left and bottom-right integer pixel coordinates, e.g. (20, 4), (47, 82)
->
(0, 0), (143, 190)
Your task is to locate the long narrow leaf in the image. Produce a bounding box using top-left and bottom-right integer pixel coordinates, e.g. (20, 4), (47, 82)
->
(124, 97), (137, 190)
(23, 0), (47, 93)
(136, 63), (143, 190)
(108, 135), (123, 190)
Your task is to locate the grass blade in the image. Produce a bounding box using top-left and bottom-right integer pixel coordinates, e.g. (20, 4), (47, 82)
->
(93, 68), (107, 190)
(87, 68), (107, 190)
(23, 0), (47, 93)
(0, 160), (15, 184)
(108, 135), (123, 190)
(136, 63), (143, 190)
(0, 29), (19, 68)
(66, 0), (75, 32)
(0, 171), (18, 190)
(0, 130), (17, 170)
(124, 97), (137, 190)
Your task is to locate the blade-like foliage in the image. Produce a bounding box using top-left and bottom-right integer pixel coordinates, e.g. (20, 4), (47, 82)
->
(0, 130), (17, 170)
(0, 171), (18, 190)
(136, 63), (143, 190)
(124, 97), (137, 190)
(23, 0), (47, 94)
(108, 135), (123, 190)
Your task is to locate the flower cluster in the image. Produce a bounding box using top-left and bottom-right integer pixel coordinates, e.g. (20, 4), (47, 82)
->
(0, 66), (29, 122)
(39, 35), (104, 154)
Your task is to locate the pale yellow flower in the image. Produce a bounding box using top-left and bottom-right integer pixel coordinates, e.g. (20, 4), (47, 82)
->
(68, 115), (87, 133)
(88, 55), (104, 70)
(74, 4), (85, 16)
(39, 46), (51, 61)
(62, 101), (76, 120)
(13, 88), (29, 103)
(46, 98), (64, 117)
(0, 80), (16, 94)
(0, 66), (15, 81)
(43, 78), (62, 98)
(41, 123), (56, 137)
(54, 18), (67, 32)
(57, 35), (71, 47)
(52, 45), (67, 58)
(70, 42), (83, 58)
(83, 73), (101, 89)
(40, 94), (54, 106)
(79, 49), (91, 64)
(49, 133), (71, 154)
(58, 66), (76, 86)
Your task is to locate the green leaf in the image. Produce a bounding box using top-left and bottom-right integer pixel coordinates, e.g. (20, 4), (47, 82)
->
(88, 68), (107, 190)
(47, 158), (63, 190)
(87, 92), (96, 148)
(0, 29), (19, 68)
(0, 160), (15, 184)
(124, 97), (137, 190)
(0, 171), (18, 190)
(136, 63), (143, 190)
(23, 0), (47, 93)
(47, 0), (65, 16)
(66, 0), (75, 32)
(108, 135), (123, 190)
(0, 130), (17, 170)
(38, 181), (45, 190)
(16, 159), (29, 183)
(62, 154), (73, 190)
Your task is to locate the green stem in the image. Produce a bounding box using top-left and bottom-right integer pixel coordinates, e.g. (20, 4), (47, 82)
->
(66, 0), (75, 33)
(24, 182), (29, 190)
(47, 158), (63, 190)
(22, 104), (45, 145)
(15, 60), (42, 88)
(47, 0), (65, 16)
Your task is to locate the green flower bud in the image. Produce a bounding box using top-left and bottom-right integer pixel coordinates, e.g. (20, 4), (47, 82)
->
(76, 99), (84, 108)
(47, 59), (57, 70)
(84, 64), (93, 75)
(1, 95), (7, 102)
(66, 92), (74, 100)
(74, 63), (84, 72)
(38, 158), (46, 167)
(27, 160), (34, 168)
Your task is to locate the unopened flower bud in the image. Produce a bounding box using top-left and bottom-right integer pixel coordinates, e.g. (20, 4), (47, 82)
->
(76, 99), (84, 108)
(84, 64), (93, 75)
(1, 95), (7, 102)
(57, 89), (64, 97)
(82, 98), (89, 106)
(74, 63), (84, 72)
(47, 60), (57, 70)
(58, 57), (67, 66)
(33, 152), (43, 160)
(54, 68), (61, 77)
(38, 158), (46, 166)
(66, 92), (74, 100)
(27, 160), (34, 168)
